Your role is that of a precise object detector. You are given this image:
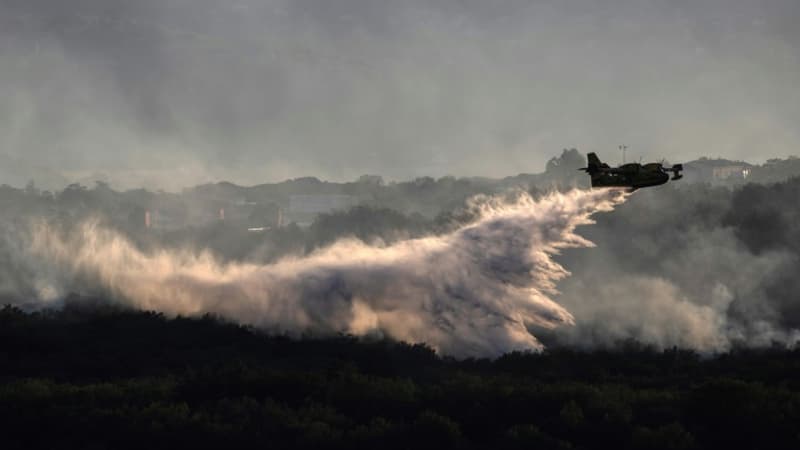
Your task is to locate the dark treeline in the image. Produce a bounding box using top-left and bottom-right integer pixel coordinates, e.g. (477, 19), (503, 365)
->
(2, 304), (800, 449)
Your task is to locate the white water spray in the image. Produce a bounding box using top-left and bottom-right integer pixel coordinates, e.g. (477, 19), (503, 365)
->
(28, 189), (627, 357)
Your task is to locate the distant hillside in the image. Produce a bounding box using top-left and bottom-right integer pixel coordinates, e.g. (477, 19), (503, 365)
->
(683, 156), (800, 185)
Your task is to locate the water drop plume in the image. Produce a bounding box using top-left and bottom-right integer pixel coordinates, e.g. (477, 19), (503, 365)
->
(29, 188), (628, 357)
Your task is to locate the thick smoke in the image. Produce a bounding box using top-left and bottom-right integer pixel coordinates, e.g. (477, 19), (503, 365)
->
(16, 189), (624, 357)
(549, 184), (800, 351)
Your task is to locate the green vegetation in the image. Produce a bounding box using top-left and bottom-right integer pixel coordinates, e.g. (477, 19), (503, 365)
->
(2, 304), (799, 449)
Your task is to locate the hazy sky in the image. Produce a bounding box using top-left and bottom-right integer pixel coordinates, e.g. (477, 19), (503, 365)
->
(1, 0), (798, 189)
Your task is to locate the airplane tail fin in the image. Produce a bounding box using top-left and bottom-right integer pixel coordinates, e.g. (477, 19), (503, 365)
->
(578, 152), (602, 174)
(578, 152), (609, 176)
(587, 152), (601, 167)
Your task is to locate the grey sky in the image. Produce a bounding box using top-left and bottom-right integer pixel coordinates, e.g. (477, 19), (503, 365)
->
(1, 0), (798, 189)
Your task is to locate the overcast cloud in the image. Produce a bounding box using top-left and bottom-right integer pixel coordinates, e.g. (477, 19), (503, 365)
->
(1, 0), (798, 189)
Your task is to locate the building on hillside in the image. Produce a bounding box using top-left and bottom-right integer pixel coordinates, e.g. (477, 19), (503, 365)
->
(246, 203), (284, 230)
(683, 158), (754, 184)
(713, 165), (751, 181)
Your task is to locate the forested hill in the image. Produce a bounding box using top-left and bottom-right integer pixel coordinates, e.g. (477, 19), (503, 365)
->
(2, 304), (800, 450)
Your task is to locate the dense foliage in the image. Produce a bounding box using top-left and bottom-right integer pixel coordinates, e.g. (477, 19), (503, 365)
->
(2, 304), (799, 449)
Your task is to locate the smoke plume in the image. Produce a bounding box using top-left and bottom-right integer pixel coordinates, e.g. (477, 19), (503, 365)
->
(548, 184), (800, 352)
(21, 188), (626, 357)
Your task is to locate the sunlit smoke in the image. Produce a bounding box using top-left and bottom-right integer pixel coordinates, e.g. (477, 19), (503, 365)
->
(25, 188), (627, 357)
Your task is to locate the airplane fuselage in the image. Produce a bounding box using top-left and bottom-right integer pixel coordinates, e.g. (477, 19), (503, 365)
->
(590, 164), (669, 189)
(580, 152), (682, 190)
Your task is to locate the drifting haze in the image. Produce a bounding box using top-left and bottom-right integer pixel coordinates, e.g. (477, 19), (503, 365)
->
(2, 0), (799, 189)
